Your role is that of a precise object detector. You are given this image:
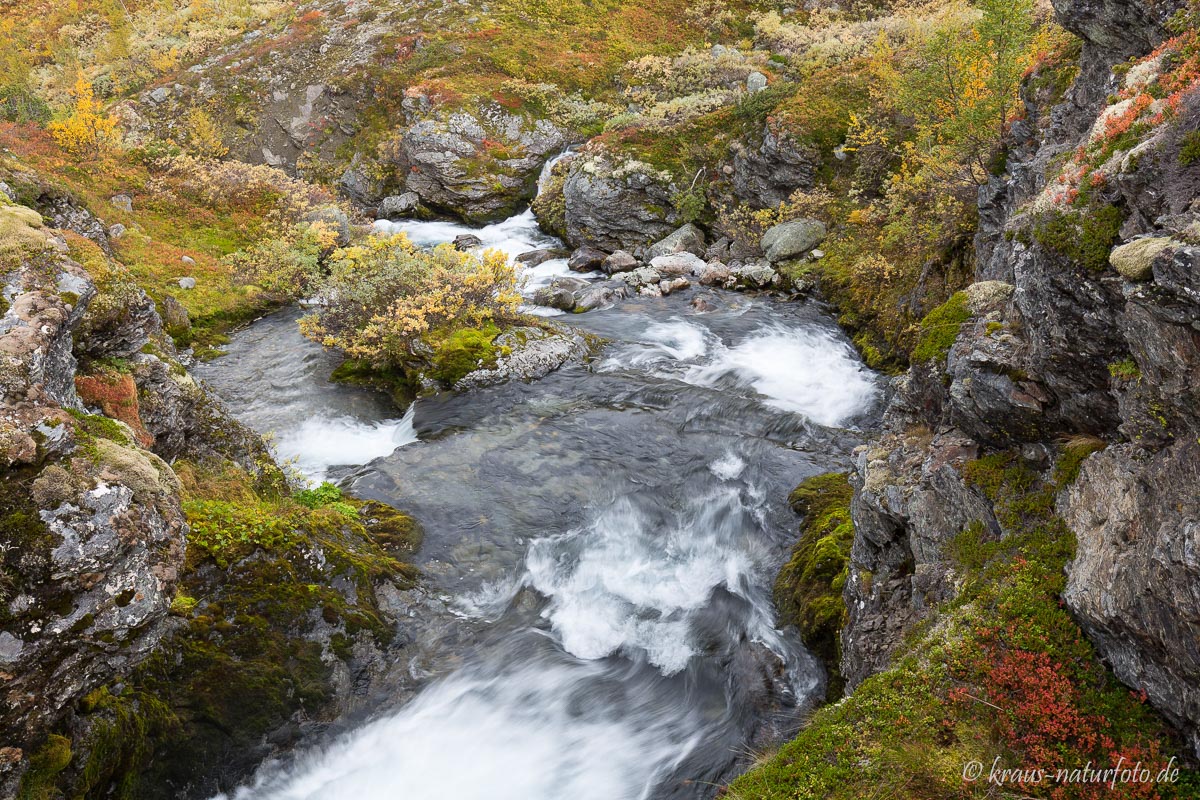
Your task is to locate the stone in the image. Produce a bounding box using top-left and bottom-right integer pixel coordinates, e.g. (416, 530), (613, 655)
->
(108, 223), (126, 240)
(659, 277), (691, 296)
(557, 152), (678, 251)
(731, 260), (777, 288)
(647, 223), (706, 259)
(760, 218), (826, 263)
(516, 249), (566, 267)
(649, 252), (705, 278)
(377, 192), (421, 219)
(452, 234), (483, 251)
(303, 205), (352, 247)
(1110, 236), (1175, 281)
(696, 262), (732, 287)
(613, 266), (662, 288)
(148, 87), (171, 104)
(568, 246), (608, 272)
(746, 71), (768, 93)
(111, 194), (133, 212)
(601, 250), (639, 274)
(180, 255), (196, 266)
(573, 281), (631, 312)
(177, 277), (196, 290)
(160, 295), (191, 333)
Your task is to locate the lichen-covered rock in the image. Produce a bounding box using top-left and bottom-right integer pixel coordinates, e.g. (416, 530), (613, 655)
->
(1109, 236), (1176, 281)
(394, 108), (565, 222)
(560, 151), (679, 252)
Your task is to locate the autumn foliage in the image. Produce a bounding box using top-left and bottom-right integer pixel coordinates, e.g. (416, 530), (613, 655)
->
(47, 78), (119, 157)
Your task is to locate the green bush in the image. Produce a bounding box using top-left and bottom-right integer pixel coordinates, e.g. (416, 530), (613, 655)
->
(1178, 130), (1200, 167)
(1032, 205), (1124, 271)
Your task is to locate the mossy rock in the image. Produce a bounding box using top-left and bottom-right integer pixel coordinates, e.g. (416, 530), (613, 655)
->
(911, 292), (970, 364)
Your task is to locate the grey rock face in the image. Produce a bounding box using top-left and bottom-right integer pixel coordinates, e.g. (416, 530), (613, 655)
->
(647, 223), (706, 259)
(760, 218), (826, 262)
(560, 152), (679, 252)
(1051, 0), (1185, 61)
(730, 124), (819, 209)
(1063, 441), (1200, 757)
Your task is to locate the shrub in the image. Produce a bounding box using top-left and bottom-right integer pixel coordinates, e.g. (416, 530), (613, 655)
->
(225, 222), (336, 300)
(1178, 129), (1200, 166)
(47, 79), (120, 158)
(299, 234), (521, 368)
(1033, 206), (1124, 271)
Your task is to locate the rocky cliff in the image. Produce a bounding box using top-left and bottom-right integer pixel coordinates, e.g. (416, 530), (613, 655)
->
(841, 0), (1200, 758)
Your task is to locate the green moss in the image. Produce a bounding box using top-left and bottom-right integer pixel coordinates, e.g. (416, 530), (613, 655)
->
(775, 473), (855, 701)
(428, 324), (501, 386)
(1032, 205), (1124, 271)
(329, 358), (415, 407)
(17, 735), (72, 800)
(911, 291), (970, 363)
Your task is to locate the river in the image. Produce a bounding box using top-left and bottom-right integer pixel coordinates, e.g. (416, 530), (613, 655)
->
(193, 197), (880, 800)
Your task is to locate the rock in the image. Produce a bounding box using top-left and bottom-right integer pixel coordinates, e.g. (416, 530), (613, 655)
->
(516, 249), (566, 267)
(613, 266), (662, 288)
(559, 151), (678, 251)
(111, 194), (133, 212)
(452, 234), (483, 251)
(160, 295), (190, 333)
(338, 154), (384, 206)
(1110, 236), (1175, 281)
(397, 110), (565, 221)
(647, 223), (706, 259)
(532, 276), (588, 312)
(40, 193), (113, 257)
(567, 246), (608, 272)
(108, 223), (126, 240)
(377, 192), (421, 219)
(456, 326), (590, 389)
(730, 260), (777, 288)
(659, 277), (691, 296)
(730, 124), (820, 209)
(180, 255), (196, 266)
(760, 218), (826, 263)
(573, 281), (631, 312)
(638, 284), (663, 298)
(696, 262), (732, 287)
(148, 87), (171, 104)
(746, 71), (768, 93)
(177, 277), (196, 290)
(690, 296), (716, 313)
(649, 252), (705, 278)
(601, 250), (639, 274)
(0, 181), (15, 201)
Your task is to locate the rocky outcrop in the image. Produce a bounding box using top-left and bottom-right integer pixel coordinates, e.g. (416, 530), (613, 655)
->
(457, 326), (592, 389)
(729, 123), (819, 209)
(839, 0), (1200, 756)
(389, 105), (566, 222)
(0, 210), (185, 793)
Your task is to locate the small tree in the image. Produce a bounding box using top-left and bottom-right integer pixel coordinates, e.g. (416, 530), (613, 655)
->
(48, 78), (120, 157)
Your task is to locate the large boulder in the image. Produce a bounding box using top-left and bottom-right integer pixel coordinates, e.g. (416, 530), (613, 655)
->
(760, 218), (826, 263)
(377, 192), (421, 220)
(559, 151), (679, 252)
(729, 123), (820, 209)
(395, 109), (565, 222)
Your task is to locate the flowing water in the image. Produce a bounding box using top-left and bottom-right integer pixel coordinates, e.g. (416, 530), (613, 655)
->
(195, 190), (880, 800)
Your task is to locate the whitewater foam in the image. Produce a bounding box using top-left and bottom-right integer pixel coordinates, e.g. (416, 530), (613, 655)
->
(274, 404), (419, 483)
(686, 325), (878, 427)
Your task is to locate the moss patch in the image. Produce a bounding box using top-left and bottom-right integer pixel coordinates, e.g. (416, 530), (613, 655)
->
(911, 291), (970, 364)
(774, 473), (855, 701)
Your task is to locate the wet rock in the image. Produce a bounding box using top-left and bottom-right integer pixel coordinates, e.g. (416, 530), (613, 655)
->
(760, 218), (826, 263)
(690, 296), (716, 313)
(532, 277), (588, 312)
(378, 192), (421, 219)
(696, 261), (732, 287)
(730, 260), (777, 288)
(647, 223), (706, 259)
(568, 246), (608, 272)
(659, 277), (691, 296)
(452, 234), (483, 251)
(613, 266), (662, 289)
(516, 249), (566, 267)
(573, 280), (631, 312)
